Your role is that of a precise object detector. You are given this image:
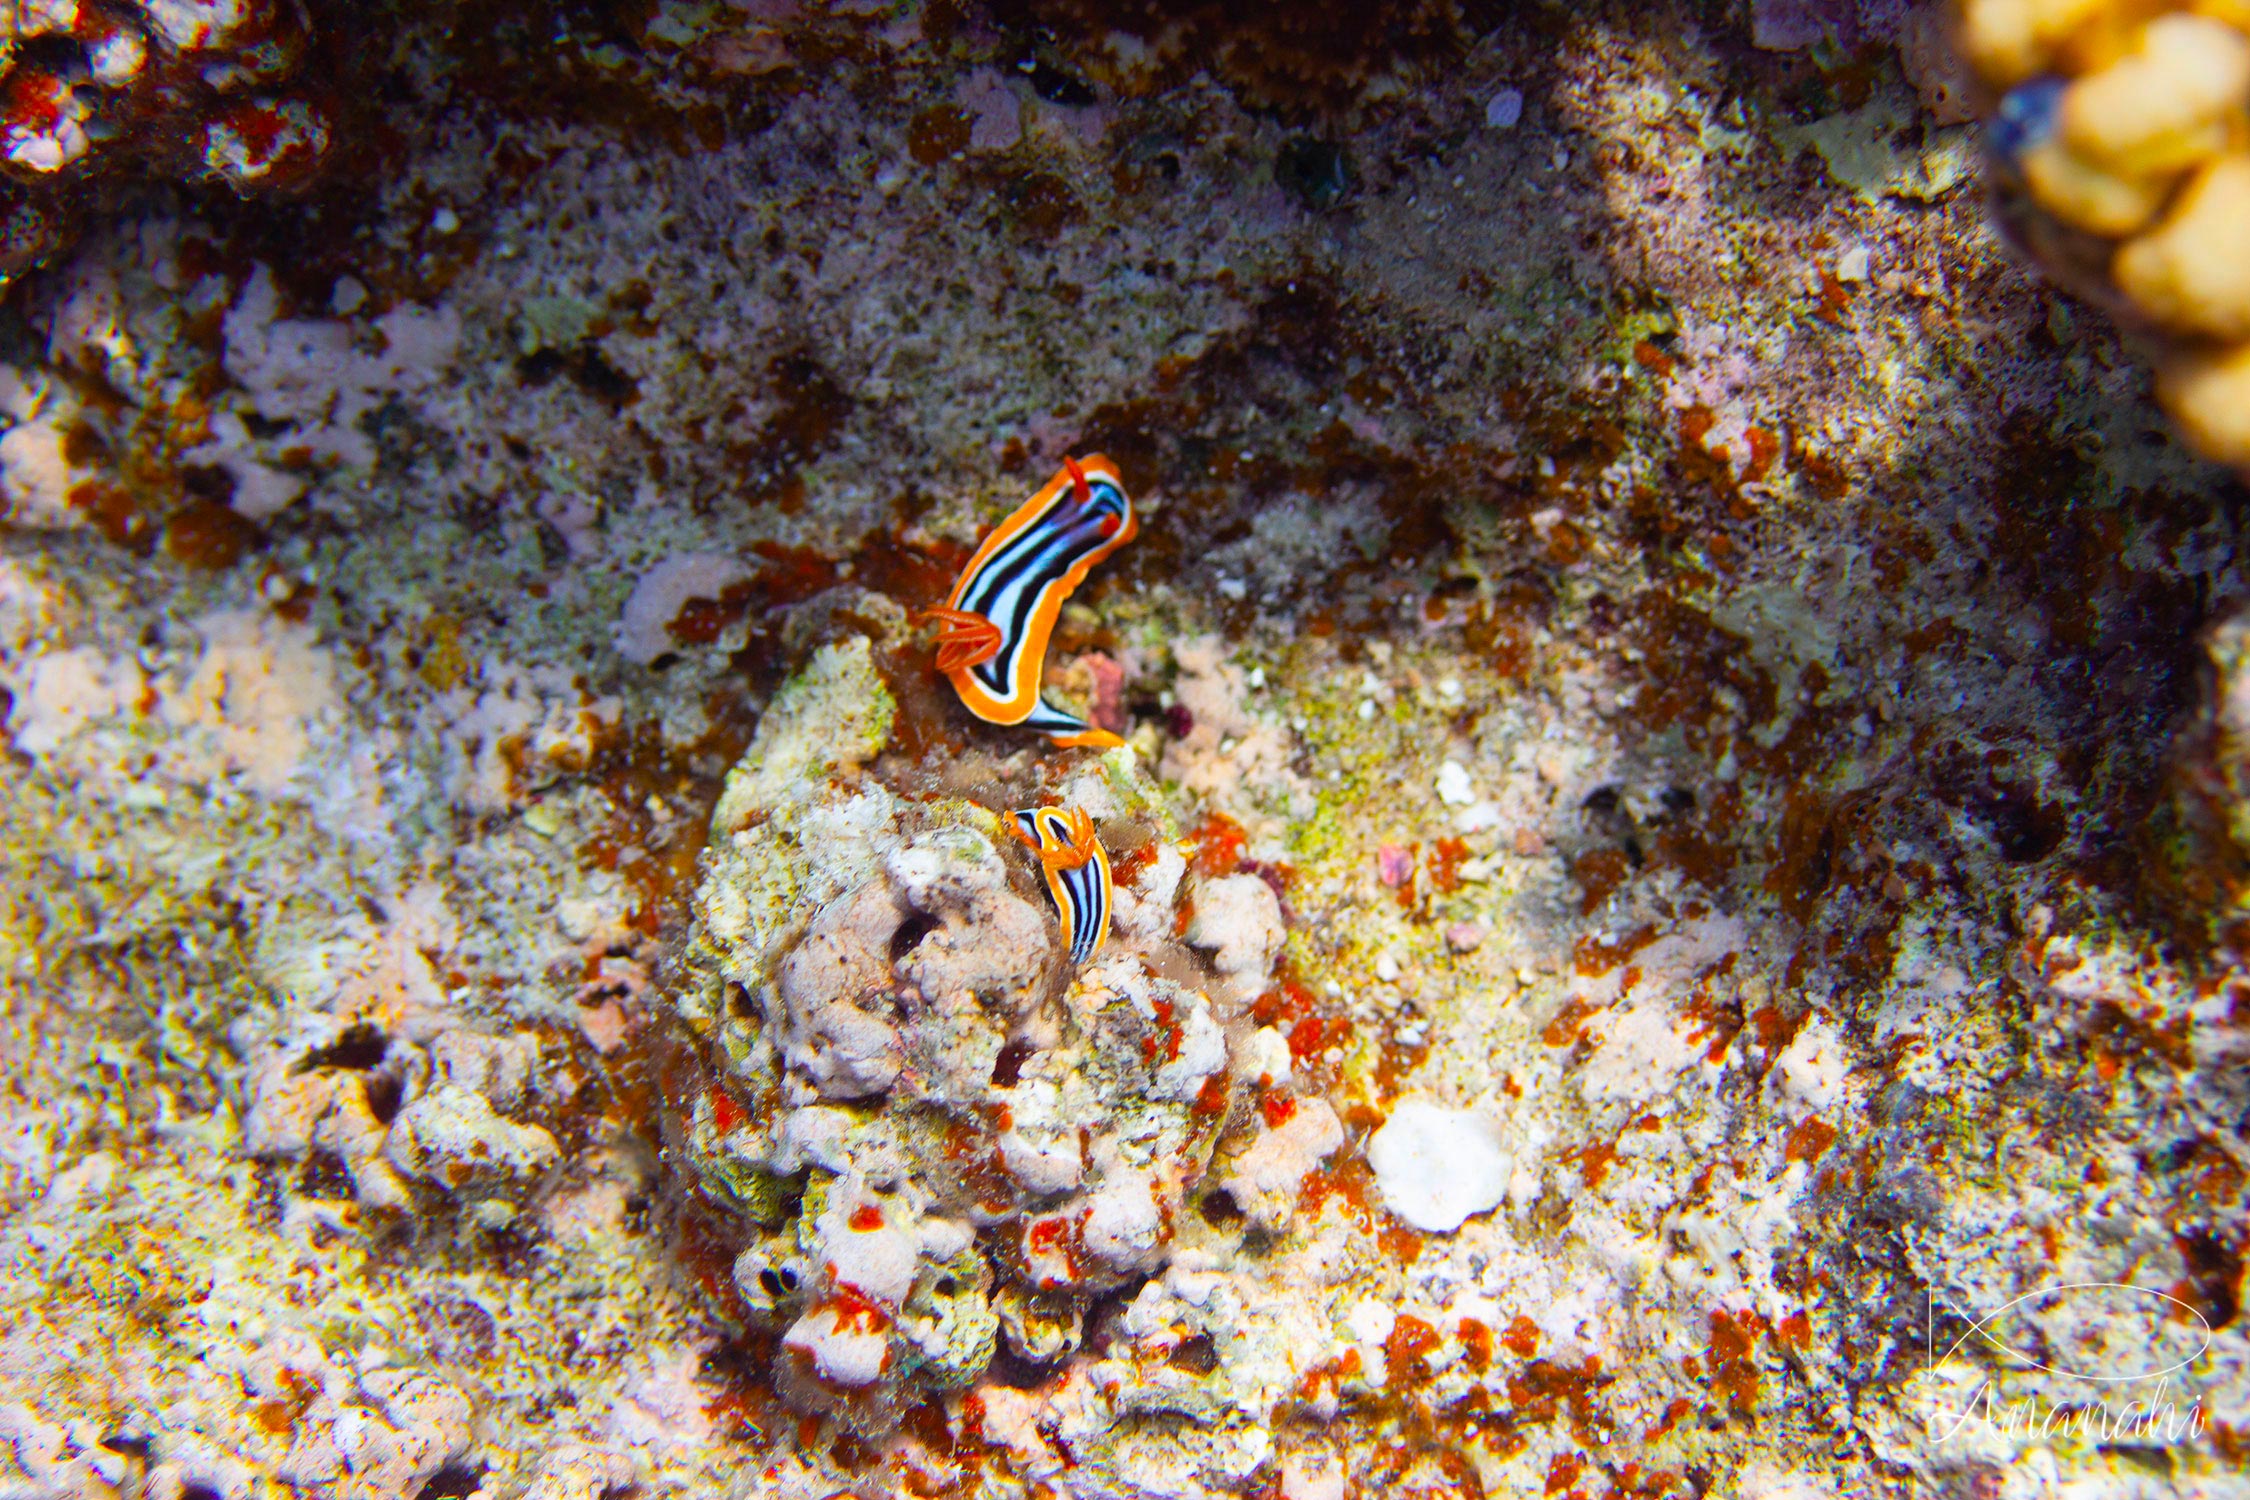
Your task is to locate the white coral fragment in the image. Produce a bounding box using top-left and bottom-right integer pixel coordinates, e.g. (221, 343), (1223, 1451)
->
(383, 1083), (561, 1192)
(781, 1302), (891, 1387)
(516, 1445), (634, 1500)
(4, 646), (142, 755)
(202, 264), (459, 505)
(0, 409), (92, 528)
(433, 662), (620, 814)
(2, 73), (91, 174)
(775, 882), (911, 1100)
(1768, 1015), (1850, 1117)
(614, 553), (751, 665)
(158, 608), (339, 794)
(1367, 1098), (1510, 1233)
(997, 1082), (1086, 1193)
(1110, 838), (1185, 943)
(809, 1176), (919, 1307)
(1221, 1095), (1343, 1231)
(136, 0), (262, 51)
(1184, 872), (1283, 984)
(1081, 1168), (1165, 1273)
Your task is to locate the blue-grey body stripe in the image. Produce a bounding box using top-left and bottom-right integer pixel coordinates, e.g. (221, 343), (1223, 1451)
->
(1023, 699), (1097, 738)
(1058, 859), (1104, 963)
(961, 479), (1130, 700)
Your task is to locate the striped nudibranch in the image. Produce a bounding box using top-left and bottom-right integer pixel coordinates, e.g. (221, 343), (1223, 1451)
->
(920, 455), (1135, 749)
(1011, 805), (1111, 965)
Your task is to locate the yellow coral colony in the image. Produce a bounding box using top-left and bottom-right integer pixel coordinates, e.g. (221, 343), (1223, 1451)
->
(1961, 0), (2250, 469)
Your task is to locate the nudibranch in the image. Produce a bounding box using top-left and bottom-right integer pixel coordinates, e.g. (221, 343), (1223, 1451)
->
(1012, 806), (1111, 965)
(921, 455), (1135, 749)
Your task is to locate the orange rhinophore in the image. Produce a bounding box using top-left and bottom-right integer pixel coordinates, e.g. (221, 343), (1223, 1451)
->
(1011, 805), (1111, 963)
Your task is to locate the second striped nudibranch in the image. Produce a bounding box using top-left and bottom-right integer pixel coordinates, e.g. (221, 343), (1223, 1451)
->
(1011, 805), (1111, 965)
(920, 455), (1135, 750)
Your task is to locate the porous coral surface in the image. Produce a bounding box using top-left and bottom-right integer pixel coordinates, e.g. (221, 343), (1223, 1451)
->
(2, 2), (2249, 1498)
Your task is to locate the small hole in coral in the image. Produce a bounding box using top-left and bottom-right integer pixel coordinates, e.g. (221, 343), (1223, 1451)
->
(178, 463), (235, 505)
(1028, 60), (1095, 106)
(1197, 1190), (1242, 1228)
(1081, 1282), (1145, 1356)
(516, 346), (641, 408)
(934, 1275), (958, 1297)
(414, 1461), (487, 1500)
(990, 1039), (1034, 1088)
(726, 982), (755, 1019)
(1166, 1333), (1220, 1376)
(830, 1432), (876, 1472)
(246, 1161), (285, 1230)
(484, 1225), (544, 1277)
(986, 1343), (1058, 1388)
(2178, 1229), (2242, 1331)
(296, 1149), (355, 1201)
(889, 912), (941, 964)
(1274, 136), (1350, 211)
(362, 1073), (403, 1124)
(296, 1023), (389, 1073)
(1974, 782), (2065, 864)
(779, 1266), (799, 1290)
(758, 1268), (784, 1297)
(180, 1485), (222, 1500)
(1580, 786), (1621, 815)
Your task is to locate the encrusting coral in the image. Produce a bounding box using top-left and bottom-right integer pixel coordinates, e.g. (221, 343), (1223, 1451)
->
(667, 636), (1315, 1430)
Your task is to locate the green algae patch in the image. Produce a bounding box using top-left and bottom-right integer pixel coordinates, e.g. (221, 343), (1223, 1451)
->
(1096, 744), (1178, 835)
(1608, 303), (1680, 370)
(712, 636), (895, 836)
(516, 295), (604, 356)
(1777, 94), (1974, 205)
(924, 795), (1008, 847)
(1289, 781), (1366, 875)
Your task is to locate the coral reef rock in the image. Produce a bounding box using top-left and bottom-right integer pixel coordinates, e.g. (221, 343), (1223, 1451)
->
(671, 637), (1308, 1434)
(3, 1), (2249, 1496)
